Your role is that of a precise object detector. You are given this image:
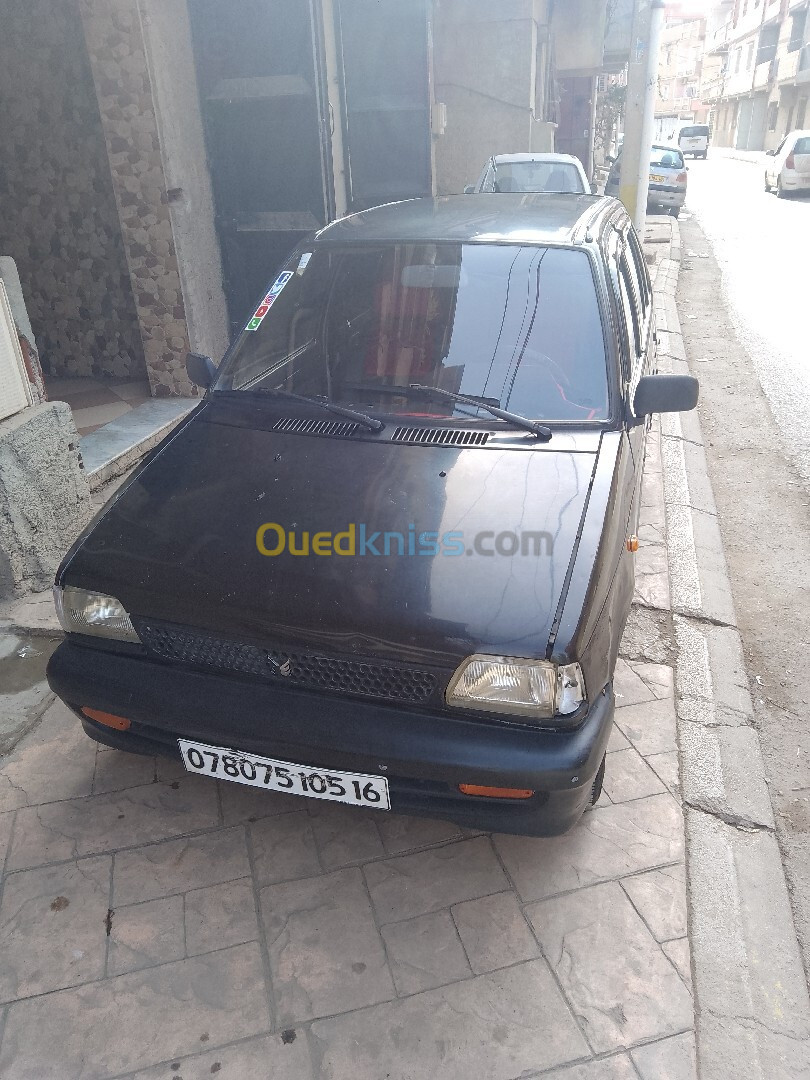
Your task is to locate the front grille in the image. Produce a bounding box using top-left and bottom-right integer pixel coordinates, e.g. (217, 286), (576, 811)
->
(134, 618), (438, 705)
(391, 426), (490, 447)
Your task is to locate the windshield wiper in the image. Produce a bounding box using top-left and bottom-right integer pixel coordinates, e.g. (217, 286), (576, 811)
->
(408, 384), (552, 441)
(252, 388), (384, 432)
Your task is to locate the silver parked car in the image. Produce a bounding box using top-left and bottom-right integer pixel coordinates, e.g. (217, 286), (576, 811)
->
(467, 153), (590, 195)
(605, 144), (688, 217)
(764, 130), (810, 197)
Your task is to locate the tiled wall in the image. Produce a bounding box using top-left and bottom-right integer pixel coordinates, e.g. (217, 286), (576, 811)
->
(79, 0), (194, 397)
(0, 0), (146, 382)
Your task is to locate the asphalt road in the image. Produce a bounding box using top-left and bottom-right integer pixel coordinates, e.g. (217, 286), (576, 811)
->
(676, 153), (810, 981)
(684, 152), (810, 488)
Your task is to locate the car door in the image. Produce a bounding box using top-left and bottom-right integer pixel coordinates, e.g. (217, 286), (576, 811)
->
(610, 224), (654, 534)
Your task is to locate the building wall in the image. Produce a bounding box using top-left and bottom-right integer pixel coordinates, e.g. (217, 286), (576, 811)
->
(656, 17), (709, 127)
(0, 0), (145, 382)
(432, 0), (554, 194)
(79, 0), (195, 397)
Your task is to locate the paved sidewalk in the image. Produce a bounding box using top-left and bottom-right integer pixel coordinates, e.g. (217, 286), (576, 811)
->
(708, 147), (768, 167)
(0, 225), (698, 1079)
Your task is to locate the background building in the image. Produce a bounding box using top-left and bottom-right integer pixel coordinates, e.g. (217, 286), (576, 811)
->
(654, 6), (711, 142)
(704, 0), (809, 150)
(0, 0), (634, 407)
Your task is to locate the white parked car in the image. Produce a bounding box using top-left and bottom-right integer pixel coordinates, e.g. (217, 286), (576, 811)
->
(678, 124), (710, 159)
(467, 153), (591, 195)
(764, 130), (810, 197)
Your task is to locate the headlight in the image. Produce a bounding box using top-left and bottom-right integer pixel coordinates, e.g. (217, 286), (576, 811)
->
(53, 586), (140, 643)
(445, 655), (585, 724)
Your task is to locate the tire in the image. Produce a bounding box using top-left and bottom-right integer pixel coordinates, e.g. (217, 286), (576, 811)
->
(590, 754), (606, 806)
(765, 173), (771, 192)
(670, 206), (681, 218)
(777, 179), (785, 199)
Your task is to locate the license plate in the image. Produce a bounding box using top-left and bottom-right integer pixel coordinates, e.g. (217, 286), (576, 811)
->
(178, 739), (390, 810)
(650, 173), (665, 183)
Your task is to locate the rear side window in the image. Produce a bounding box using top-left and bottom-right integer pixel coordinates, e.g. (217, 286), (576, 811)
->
(490, 162), (586, 194)
(650, 147), (685, 169)
(794, 137), (810, 154)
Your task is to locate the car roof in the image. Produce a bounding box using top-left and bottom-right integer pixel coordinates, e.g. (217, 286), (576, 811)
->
(490, 153), (585, 166)
(316, 194), (615, 246)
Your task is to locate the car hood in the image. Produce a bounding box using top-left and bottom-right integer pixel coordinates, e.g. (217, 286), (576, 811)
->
(62, 403), (606, 667)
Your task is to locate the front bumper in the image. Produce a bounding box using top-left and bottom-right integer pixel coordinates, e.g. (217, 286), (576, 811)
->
(47, 639), (614, 836)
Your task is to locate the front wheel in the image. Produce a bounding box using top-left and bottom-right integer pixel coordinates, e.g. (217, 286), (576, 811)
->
(590, 754), (606, 806)
(670, 206), (681, 218)
(777, 179), (785, 198)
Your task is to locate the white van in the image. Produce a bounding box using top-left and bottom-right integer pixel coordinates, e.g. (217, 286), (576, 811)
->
(678, 125), (710, 159)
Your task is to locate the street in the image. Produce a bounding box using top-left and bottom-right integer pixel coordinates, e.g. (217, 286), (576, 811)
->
(678, 151), (810, 979)
(684, 153), (810, 488)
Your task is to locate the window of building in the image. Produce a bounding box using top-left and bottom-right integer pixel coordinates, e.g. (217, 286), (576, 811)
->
(789, 9), (807, 53)
(797, 98), (808, 130)
(746, 42), (755, 69)
(767, 102), (778, 131)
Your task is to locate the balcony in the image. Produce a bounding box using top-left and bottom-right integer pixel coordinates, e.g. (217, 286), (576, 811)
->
(797, 43), (810, 84)
(753, 58), (777, 89)
(777, 49), (801, 82)
(708, 21), (731, 53)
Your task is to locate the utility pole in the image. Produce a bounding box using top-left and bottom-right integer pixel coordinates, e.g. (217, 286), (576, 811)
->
(619, 0), (667, 231)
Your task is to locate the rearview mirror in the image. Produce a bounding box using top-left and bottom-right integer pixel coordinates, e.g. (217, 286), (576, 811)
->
(634, 374), (699, 416)
(186, 352), (217, 389)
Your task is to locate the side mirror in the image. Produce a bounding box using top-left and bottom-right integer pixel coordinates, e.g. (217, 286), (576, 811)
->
(464, 185), (476, 194)
(766, 149), (776, 156)
(634, 374), (699, 416)
(186, 352), (217, 389)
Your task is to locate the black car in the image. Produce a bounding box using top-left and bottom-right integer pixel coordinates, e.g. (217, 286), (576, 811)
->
(47, 194), (697, 836)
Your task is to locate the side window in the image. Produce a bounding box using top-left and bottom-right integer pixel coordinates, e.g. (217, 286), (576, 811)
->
(619, 255), (642, 358)
(614, 260), (636, 377)
(627, 229), (651, 313)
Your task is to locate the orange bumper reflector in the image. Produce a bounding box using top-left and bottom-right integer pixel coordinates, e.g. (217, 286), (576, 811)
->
(626, 535), (639, 553)
(459, 784), (534, 800)
(81, 708), (131, 732)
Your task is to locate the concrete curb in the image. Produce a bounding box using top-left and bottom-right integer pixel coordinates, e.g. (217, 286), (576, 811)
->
(653, 218), (810, 1078)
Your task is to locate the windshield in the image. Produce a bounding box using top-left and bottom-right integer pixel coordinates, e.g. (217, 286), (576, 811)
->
(679, 126), (708, 138)
(215, 243), (609, 423)
(487, 161), (585, 194)
(650, 147), (685, 169)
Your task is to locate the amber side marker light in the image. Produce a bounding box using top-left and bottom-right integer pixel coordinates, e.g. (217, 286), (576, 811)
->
(81, 708), (131, 732)
(626, 535), (639, 553)
(459, 784), (534, 800)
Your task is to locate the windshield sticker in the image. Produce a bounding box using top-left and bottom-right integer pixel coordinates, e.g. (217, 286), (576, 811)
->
(297, 252), (312, 273)
(246, 270), (295, 331)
